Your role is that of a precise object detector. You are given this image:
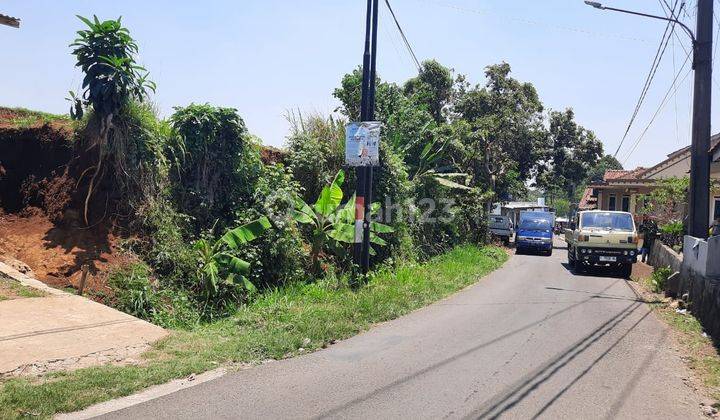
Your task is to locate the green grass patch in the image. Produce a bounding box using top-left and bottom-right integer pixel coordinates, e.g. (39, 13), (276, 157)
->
(0, 245), (507, 419)
(0, 278), (46, 301)
(0, 106), (70, 128)
(655, 306), (720, 399)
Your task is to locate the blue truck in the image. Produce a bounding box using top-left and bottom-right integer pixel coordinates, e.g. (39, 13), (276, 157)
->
(515, 211), (555, 256)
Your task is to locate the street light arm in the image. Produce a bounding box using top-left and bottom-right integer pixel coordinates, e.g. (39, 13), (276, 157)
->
(585, 2), (695, 44)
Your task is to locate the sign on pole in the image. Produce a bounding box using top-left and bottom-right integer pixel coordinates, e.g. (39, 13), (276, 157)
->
(345, 121), (380, 166)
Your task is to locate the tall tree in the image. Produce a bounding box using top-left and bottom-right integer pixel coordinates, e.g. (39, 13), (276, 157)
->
(538, 108), (604, 199)
(403, 60), (454, 123)
(452, 62), (548, 197)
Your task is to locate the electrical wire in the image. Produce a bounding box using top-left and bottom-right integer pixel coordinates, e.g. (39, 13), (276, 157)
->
(614, 0), (682, 158)
(383, 0), (422, 72)
(621, 50), (694, 163)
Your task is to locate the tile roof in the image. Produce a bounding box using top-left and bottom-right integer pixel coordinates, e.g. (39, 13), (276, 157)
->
(602, 167), (647, 181)
(578, 187), (597, 210)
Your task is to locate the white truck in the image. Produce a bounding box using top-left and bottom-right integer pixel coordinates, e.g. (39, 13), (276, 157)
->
(565, 210), (639, 278)
(488, 215), (514, 244)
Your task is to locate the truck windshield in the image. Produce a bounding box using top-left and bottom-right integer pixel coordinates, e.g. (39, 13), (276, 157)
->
(519, 219), (552, 231)
(581, 212), (634, 231)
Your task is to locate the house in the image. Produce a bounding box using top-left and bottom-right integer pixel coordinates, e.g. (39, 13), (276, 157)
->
(580, 135), (720, 225)
(492, 199), (552, 228)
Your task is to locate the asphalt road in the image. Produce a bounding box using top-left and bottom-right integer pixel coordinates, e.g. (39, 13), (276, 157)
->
(101, 240), (704, 419)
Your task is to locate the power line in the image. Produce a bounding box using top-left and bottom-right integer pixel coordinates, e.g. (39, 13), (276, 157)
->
(622, 50), (693, 163)
(383, 0), (422, 72)
(614, 0), (682, 158)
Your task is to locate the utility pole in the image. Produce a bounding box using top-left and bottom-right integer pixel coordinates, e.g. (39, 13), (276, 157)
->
(353, 0), (379, 275)
(585, 1), (713, 238)
(688, 0), (713, 239)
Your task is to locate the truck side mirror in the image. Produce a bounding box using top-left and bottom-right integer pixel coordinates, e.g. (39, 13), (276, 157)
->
(570, 222), (576, 230)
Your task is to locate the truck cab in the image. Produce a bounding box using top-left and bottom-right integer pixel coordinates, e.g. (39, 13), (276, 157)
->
(565, 210), (639, 278)
(516, 211), (555, 256)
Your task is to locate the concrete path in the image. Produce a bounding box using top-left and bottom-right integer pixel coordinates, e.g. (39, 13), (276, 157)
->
(0, 262), (166, 376)
(96, 240), (704, 419)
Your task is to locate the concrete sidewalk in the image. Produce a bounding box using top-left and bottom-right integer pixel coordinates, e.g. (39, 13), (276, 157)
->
(0, 262), (167, 377)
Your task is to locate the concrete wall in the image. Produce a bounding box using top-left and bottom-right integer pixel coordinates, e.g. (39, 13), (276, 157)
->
(683, 235), (720, 278)
(648, 240), (683, 274)
(669, 236), (720, 340)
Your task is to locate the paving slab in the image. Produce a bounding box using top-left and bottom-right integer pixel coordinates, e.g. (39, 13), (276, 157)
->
(0, 263), (166, 376)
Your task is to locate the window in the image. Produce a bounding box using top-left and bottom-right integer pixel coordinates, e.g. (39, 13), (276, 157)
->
(581, 212), (634, 231)
(608, 194), (617, 211)
(621, 196), (630, 212)
(714, 198), (720, 221)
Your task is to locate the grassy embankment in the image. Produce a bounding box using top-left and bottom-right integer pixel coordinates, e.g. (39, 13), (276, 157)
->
(0, 245), (507, 419)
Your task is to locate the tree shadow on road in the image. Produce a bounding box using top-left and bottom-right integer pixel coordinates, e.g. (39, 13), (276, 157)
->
(313, 280), (625, 419)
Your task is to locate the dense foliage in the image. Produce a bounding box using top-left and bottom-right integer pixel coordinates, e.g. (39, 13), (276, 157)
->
(60, 18), (604, 326)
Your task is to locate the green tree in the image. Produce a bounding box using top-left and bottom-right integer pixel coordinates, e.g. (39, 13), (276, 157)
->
(537, 108), (603, 199)
(452, 63), (548, 200)
(70, 15), (157, 224)
(404, 60), (454, 123)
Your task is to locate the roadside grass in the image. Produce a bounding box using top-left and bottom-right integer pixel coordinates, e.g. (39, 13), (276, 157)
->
(0, 278), (47, 301)
(633, 269), (720, 402)
(653, 304), (720, 401)
(0, 245), (507, 419)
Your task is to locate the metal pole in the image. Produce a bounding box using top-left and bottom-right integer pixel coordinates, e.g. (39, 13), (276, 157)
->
(360, 0), (379, 274)
(688, 0), (713, 239)
(353, 0), (378, 271)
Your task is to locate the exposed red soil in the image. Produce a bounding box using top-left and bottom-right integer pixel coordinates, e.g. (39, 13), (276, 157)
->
(0, 212), (127, 301)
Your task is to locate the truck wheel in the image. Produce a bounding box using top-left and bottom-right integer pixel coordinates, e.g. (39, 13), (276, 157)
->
(567, 248), (574, 267)
(619, 263), (632, 279)
(547, 248), (553, 257)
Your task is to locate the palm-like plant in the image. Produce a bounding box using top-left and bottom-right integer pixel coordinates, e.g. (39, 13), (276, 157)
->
(292, 169), (393, 273)
(193, 217), (271, 299)
(69, 15), (156, 225)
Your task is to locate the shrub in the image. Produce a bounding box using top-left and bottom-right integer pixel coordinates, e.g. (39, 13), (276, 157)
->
(285, 113), (345, 203)
(660, 220), (684, 249)
(108, 262), (157, 320)
(236, 164), (308, 288)
(169, 104), (263, 233)
(649, 266), (672, 293)
(108, 262), (201, 329)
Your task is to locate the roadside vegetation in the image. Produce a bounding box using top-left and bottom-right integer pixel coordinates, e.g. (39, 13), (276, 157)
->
(0, 245), (506, 418)
(0, 12), (613, 417)
(0, 277), (46, 301)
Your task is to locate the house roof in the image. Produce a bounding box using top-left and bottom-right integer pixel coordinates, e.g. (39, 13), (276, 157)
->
(578, 187), (597, 210)
(603, 167), (647, 181)
(643, 134), (720, 177)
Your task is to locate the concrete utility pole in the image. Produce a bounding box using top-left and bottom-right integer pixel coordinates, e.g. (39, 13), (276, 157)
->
(688, 0), (713, 239)
(353, 0), (379, 275)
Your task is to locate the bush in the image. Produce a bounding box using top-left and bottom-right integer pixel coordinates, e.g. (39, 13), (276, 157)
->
(228, 164), (309, 288)
(285, 114), (345, 203)
(660, 220), (684, 249)
(169, 104), (263, 233)
(108, 262), (200, 329)
(649, 266), (672, 293)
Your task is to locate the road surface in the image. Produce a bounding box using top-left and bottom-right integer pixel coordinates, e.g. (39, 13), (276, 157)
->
(100, 240), (704, 419)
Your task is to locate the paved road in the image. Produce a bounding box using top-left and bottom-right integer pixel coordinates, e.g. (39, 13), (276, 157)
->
(101, 240), (704, 419)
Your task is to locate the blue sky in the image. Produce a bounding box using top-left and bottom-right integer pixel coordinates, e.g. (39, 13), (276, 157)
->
(1, 1), (717, 169)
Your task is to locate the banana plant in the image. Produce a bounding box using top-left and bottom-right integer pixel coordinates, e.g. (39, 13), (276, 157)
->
(292, 169), (393, 272)
(193, 216), (271, 299)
